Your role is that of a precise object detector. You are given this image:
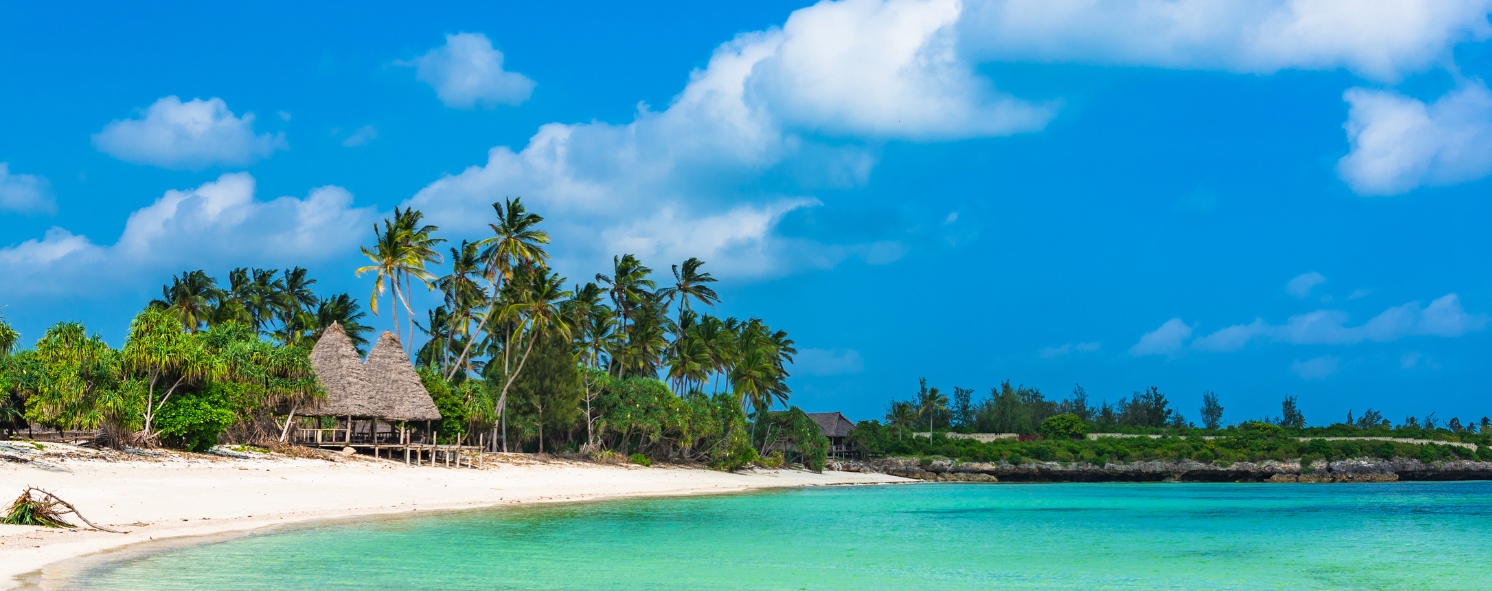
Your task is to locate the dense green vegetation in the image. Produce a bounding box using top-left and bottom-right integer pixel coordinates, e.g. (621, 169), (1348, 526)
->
(0, 200), (828, 470)
(854, 378), (1492, 465)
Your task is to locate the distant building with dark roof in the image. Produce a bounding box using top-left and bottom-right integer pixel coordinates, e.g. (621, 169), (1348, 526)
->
(806, 412), (857, 458)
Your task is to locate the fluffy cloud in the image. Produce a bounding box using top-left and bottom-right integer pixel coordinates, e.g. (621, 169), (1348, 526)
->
(406, 0), (1054, 278)
(1286, 271), (1326, 298)
(1129, 319), (1193, 357)
(749, 0), (1055, 139)
(1336, 83), (1492, 195)
(794, 348), (866, 376)
(0, 173), (376, 297)
(404, 33), (535, 109)
(1291, 355), (1341, 380)
(0, 163), (54, 214)
(92, 97), (286, 169)
(1040, 341), (1100, 359)
(1192, 294), (1488, 351)
(959, 0), (1492, 82)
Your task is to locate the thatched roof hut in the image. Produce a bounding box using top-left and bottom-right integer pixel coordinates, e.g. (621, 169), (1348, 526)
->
(303, 323), (379, 417)
(303, 325), (441, 422)
(364, 332), (442, 422)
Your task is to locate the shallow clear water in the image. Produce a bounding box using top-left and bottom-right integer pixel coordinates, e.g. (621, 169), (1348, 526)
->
(73, 481), (1492, 590)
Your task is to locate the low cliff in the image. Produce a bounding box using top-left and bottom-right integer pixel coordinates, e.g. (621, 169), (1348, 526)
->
(828, 457), (1492, 483)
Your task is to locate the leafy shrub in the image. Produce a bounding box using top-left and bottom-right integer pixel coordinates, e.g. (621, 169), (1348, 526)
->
(1304, 438), (1332, 456)
(1375, 442), (1397, 460)
(629, 453), (652, 467)
(1193, 449), (1215, 463)
(1040, 414), (1088, 440)
(1478, 446), (1492, 462)
(155, 388), (236, 452)
(760, 451), (785, 469)
(1416, 445), (1439, 463)
(1340, 442), (1361, 458)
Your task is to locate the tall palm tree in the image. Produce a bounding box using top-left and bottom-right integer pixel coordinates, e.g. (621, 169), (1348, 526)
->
(435, 240), (487, 372)
(492, 265), (572, 451)
(392, 208), (445, 355)
(356, 220), (409, 346)
(150, 270), (220, 333)
(660, 257), (720, 325)
(447, 198), (549, 380)
(278, 267), (318, 323)
(245, 268), (285, 334)
(0, 312), (17, 356)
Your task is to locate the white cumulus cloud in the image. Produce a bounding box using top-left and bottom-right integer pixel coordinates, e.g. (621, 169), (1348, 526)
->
(748, 0), (1055, 139)
(404, 33), (535, 109)
(0, 173), (376, 298)
(1336, 83), (1492, 195)
(0, 163), (54, 214)
(959, 0), (1492, 82)
(1130, 318), (1193, 358)
(795, 348), (866, 376)
(406, 0), (1054, 279)
(342, 125), (378, 148)
(92, 96), (286, 169)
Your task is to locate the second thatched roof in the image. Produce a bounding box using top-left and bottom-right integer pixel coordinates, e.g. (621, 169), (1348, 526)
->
(364, 332), (443, 422)
(304, 325), (442, 422)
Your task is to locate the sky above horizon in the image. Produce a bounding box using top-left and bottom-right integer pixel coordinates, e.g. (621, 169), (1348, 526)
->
(3, 1), (1492, 426)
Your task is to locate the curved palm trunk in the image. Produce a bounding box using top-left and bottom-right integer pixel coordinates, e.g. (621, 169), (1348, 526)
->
(446, 278), (500, 381)
(495, 327), (539, 453)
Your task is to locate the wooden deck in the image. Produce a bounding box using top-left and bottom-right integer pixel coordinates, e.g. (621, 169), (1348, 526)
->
(292, 427), (485, 468)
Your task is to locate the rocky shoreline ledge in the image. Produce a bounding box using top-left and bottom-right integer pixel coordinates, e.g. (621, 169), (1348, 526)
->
(828, 457), (1492, 483)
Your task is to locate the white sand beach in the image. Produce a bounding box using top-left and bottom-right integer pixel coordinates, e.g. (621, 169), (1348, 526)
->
(0, 444), (906, 590)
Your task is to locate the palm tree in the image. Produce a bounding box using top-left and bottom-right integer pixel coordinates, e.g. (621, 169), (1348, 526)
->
(886, 400), (918, 440)
(660, 257), (719, 325)
(392, 208), (445, 355)
(313, 294), (372, 353)
(0, 312), (17, 356)
(150, 270), (220, 333)
(277, 267), (318, 324)
(435, 241), (487, 372)
(447, 198), (550, 380)
(596, 254), (655, 332)
(492, 265), (572, 451)
(247, 268), (285, 334)
(918, 382), (949, 435)
(356, 220), (408, 346)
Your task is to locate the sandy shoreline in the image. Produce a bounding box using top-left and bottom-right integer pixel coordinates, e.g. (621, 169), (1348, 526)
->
(0, 446), (908, 590)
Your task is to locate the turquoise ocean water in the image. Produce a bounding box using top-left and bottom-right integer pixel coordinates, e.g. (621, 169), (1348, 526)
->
(73, 482), (1492, 590)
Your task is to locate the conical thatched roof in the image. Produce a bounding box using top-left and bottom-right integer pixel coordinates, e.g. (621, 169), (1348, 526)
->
(303, 323), (379, 417)
(364, 332), (442, 422)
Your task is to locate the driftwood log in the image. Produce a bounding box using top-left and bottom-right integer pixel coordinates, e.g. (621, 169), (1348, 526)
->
(9, 487), (126, 533)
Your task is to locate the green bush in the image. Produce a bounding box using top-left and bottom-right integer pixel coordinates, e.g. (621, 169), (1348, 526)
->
(1193, 449), (1215, 463)
(1375, 442), (1397, 460)
(1340, 441), (1361, 458)
(1304, 438), (1332, 456)
(629, 453), (652, 467)
(1416, 445), (1439, 463)
(760, 451), (785, 468)
(1040, 414), (1089, 440)
(155, 388), (236, 452)
(1478, 446), (1492, 462)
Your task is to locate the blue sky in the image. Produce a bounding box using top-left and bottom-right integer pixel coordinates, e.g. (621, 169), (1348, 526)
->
(3, 1), (1492, 425)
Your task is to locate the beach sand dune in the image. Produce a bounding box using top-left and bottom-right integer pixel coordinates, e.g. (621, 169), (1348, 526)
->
(0, 445), (905, 590)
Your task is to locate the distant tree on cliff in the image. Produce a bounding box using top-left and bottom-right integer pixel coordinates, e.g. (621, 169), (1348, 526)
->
(1200, 391), (1224, 430)
(1277, 396), (1305, 429)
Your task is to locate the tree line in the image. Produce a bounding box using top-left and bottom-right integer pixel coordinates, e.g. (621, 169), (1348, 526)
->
(0, 198), (827, 470)
(882, 378), (1492, 437)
